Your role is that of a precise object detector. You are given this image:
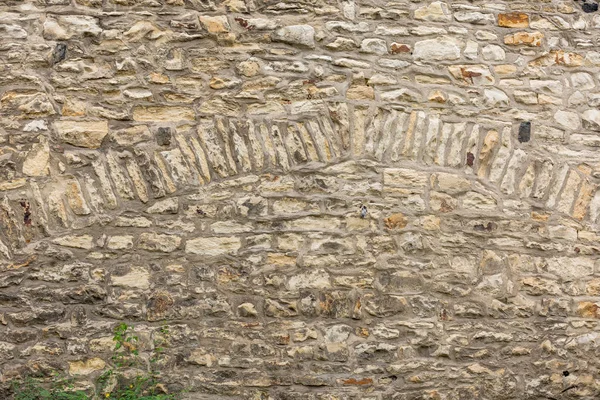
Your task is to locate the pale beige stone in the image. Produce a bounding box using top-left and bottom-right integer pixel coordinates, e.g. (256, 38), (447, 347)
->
(185, 236), (242, 256)
(52, 235), (95, 250)
(22, 137), (50, 176)
(111, 266), (150, 289)
(54, 120), (108, 149)
(68, 358), (106, 376)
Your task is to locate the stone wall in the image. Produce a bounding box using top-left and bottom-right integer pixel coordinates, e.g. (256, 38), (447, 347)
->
(2, 0), (600, 398)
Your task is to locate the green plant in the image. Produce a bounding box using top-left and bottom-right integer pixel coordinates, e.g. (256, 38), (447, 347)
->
(97, 322), (179, 400)
(11, 376), (88, 400)
(10, 323), (181, 400)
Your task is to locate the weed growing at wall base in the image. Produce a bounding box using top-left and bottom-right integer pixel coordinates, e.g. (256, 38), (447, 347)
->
(11, 323), (181, 400)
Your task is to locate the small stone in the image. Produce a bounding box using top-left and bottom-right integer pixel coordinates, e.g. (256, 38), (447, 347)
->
(238, 303), (258, 317)
(498, 13), (529, 28)
(237, 59), (261, 77)
(272, 25), (315, 48)
(582, 1), (599, 13)
(518, 122), (531, 143)
(52, 43), (67, 64)
(390, 43), (411, 54)
(156, 127), (172, 146)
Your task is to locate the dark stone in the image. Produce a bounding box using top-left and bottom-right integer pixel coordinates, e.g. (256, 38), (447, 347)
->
(518, 122), (531, 143)
(156, 127), (172, 146)
(52, 43), (67, 65)
(563, 370), (570, 377)
(466, 152), (474, 166)
(582, 1), (598, 13)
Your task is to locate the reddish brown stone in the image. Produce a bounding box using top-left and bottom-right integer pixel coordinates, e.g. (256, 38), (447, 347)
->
(498, 13), (529, 28)
(390, 43), (411, 54)
(343, 378), (373, 386)
(577, 301), (600, 318)
(384, 213), (407, 229)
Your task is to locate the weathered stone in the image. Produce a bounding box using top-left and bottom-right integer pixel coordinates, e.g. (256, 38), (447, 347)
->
(272, 25), (315, 48)
(43, 16), (102, 40)
(360, 38), (387, 55)
(498, 13), (529, 28)
(112, 266), (151, 289)
(185, 237), (241, 256)
(414, 2), (451, 22)
(413, 37), (461, 61)
(54, 120), (108, 149)
(52, 235), (94, 250)
(582, 110), (600, 131)
(138, 233), (181, 252)
(199, 15), (230, 33)
(22, 138), (50, 176)
(133, 106), (195, 122)
(68, 358), (106, 375)
(504, 31), (543, 46)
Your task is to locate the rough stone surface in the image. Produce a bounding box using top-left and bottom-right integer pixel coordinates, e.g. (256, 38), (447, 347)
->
(1, 1), (600, 399)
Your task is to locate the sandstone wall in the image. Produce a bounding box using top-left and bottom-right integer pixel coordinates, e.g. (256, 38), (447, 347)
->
(2, 0), (600, 398)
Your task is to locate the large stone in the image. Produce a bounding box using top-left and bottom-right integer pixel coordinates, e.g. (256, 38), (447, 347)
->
(68, 358), (106, 376)
(133, 106), (195, 122)
(448, 65), (495, 85)
(413, 37), (461, 61)
(272, 25), (315, 48)
(138, 233), (182, 252)
(111, 266), (151, 289)
(414, 2), (451, 22)
(582, 110), (600, 131)
(52, 235), (95, 250)
(498, 13), (529, 28)
(22, 138), (50, 176)
(1, 91), (55, 117)
(185, 237), (242, 256)
(554, 110), (581, 130)
(43, 16), (102, 40)
(199, 15), (230, 33)
(54, 120), (108, 149)
(504, 31), (543, 46)
(360, 38), (388, 55)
